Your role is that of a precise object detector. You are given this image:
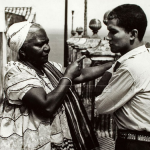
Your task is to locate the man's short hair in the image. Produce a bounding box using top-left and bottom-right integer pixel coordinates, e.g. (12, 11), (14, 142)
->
(108, 4), (147, 41)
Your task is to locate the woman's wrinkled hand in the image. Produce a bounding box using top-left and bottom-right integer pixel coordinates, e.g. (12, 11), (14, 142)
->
(64, 55), (86, 80)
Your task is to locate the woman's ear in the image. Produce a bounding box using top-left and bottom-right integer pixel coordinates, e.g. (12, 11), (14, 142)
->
(130, 29), (138, 40)
(19, 48), (26, 59)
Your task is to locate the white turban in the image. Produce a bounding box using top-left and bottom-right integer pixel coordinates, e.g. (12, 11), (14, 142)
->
(6, 21), (32, 53)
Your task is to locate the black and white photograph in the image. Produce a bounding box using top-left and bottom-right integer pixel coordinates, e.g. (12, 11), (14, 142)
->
(0, 0), (150, 149)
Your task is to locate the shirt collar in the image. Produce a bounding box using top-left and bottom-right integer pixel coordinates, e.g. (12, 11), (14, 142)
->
(117, 45), (147, 64)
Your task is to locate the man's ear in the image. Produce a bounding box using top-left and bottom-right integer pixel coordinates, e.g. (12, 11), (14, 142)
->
(130, 29), (138, 40)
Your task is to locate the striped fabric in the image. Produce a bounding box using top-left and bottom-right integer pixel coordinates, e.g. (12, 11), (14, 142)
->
(43, 62), (100, 150)
(0, 61), (100, 150)
(5, 7), (36, 31)
(5, 7), (33, 20)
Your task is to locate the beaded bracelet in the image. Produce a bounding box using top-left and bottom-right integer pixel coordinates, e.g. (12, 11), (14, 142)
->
(59, 77), (72, 86)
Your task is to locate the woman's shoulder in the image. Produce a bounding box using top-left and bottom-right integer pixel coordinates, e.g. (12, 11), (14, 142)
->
(5, 61), (36, 76)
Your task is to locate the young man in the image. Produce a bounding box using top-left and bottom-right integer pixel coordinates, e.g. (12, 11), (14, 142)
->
(95, 4), (150, 150)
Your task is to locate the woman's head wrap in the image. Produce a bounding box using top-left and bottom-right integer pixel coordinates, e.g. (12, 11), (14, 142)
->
(6, 21), (32, 53)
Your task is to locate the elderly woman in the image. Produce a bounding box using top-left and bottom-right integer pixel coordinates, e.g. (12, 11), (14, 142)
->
(0, 21), (112, 150)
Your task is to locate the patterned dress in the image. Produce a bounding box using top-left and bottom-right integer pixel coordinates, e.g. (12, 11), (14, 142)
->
(0, 61), (74, 150)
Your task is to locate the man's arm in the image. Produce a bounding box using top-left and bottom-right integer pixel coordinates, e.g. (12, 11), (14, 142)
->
(95, 68), (135, 114)
(73, 62), (113, 84)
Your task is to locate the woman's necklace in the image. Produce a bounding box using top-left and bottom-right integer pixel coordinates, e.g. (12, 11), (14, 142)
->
(19, 60), (52, 90)
(19, 60), (44, 75)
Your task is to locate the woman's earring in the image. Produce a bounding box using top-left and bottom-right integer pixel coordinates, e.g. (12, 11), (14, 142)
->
(19, 49), (26, 60)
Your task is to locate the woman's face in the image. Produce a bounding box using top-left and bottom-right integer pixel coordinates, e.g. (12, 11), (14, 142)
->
(23, 27), (50, 66)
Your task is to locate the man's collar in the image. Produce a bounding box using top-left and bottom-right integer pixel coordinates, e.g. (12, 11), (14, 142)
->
(113, 45), (147, 72)
(117, 45), (147, 64)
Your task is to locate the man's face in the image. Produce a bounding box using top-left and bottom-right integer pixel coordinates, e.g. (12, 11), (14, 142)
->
(107, 19), (131, 55)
